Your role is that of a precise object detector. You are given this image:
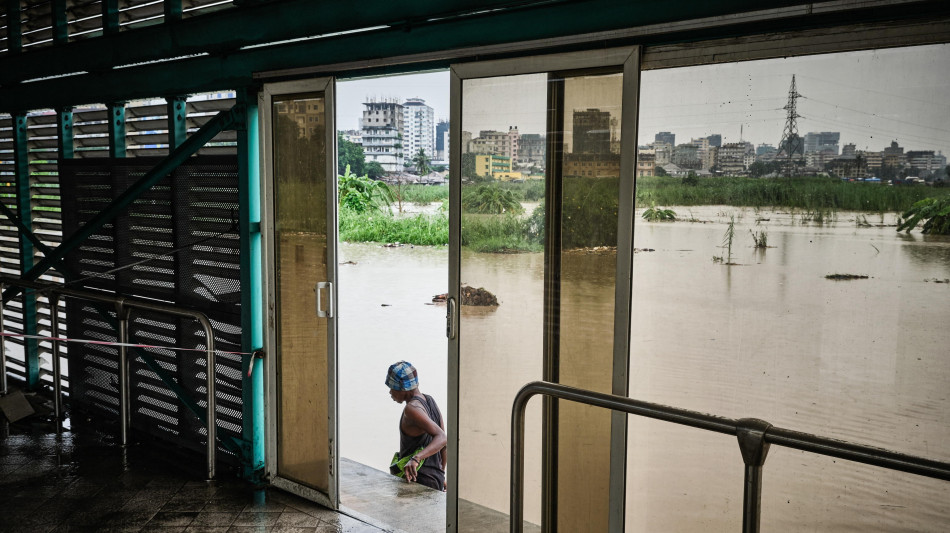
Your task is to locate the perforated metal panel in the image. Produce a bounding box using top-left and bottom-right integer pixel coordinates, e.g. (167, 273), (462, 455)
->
(0, 114), (27, 383)
(59, 156), (242, 461)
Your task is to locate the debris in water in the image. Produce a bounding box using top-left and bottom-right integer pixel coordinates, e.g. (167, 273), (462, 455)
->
(825, 274), (869, 281)
(924, 278), (949, 284)
(431, 286), (499, 306)
(340, 260), (357, 265)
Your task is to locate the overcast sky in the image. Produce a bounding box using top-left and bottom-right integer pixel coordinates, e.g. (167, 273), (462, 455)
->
(335, 43), (950, 155)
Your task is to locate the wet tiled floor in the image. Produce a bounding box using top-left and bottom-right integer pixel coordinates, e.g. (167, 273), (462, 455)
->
(0, 406), (386, 532)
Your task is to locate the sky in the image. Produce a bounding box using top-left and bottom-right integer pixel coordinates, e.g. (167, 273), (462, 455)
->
(334, 43), (950, 156)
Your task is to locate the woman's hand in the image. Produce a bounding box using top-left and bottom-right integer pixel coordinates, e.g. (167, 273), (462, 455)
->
(404, 456), (420, 482)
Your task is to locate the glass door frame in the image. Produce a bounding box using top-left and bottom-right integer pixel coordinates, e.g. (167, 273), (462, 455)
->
(448, 46), (641, 533)
(260, 77), (340, 509)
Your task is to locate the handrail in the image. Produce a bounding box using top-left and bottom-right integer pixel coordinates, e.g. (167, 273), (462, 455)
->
(510, 381), (950, 533)
(0, 276), (219, 480)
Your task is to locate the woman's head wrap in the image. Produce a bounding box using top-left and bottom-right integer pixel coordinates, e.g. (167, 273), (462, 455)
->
(386, 361), (419, 391)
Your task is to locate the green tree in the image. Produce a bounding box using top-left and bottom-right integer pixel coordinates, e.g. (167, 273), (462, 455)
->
(338, 134), (365, 176)
(365, 161), (385, 180)
(462, 185), (524, 214)
(461, 152), (477, 180)
(338, 165), (393, 213)
(654, 166), (669, 177)
(412, 148), (431, 176)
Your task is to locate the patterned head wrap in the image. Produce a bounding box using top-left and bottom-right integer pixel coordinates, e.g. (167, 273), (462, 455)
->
(385, 361), (419, 391)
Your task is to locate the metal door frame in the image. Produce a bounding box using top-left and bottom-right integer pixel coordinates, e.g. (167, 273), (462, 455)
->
(448, 46), (640, 533)
(260, 77), (340, 508)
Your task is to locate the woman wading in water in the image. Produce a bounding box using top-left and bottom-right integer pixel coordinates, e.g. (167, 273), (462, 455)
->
(386, 361), (447, 491)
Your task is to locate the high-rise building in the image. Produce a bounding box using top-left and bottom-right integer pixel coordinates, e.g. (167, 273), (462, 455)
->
(573, 109), (611, 154)
(467, 128), (519, 162)
(655, 131), (675, 147)
(706, 134), (722, 148)
(361, 98), (404, 173)
(804, 132), (841, 155)
(402, 98), (435, 167)
(435, 119), (450, 160)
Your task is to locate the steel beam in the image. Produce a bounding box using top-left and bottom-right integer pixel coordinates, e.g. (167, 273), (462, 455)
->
(2, 105), (242, 304)
(58, 108), (74, 159)
(3, 3), (949, 114)
(165, 0), (182, 22)
(103, 0), (120, 35)
(108, 103), (127, 158)
(11, 114), (39, 387)
(236, 88), (265, 482)
(5, 0), (21, 52)
(53, 0), (68, 44)
(0, 0), (551, 86)
(166, 97), (187, 150)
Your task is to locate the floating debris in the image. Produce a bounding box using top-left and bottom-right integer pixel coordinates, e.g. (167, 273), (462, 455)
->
(383, 242), (404, 248)
(431, 285), (499, 306)
(634, 248), (655, 253)
(825, 274), (869, 281)
(925, 278), (949, 284)
(340, 260), (357, 265)
(461, 286), (498, 306)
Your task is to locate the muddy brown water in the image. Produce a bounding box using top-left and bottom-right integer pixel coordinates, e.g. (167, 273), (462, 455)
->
(339, 206), (950, 531)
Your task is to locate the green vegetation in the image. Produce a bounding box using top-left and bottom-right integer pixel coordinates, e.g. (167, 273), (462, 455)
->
(562, 176), (619, 249)
(642, 202), (676, 222)
(750, 229), (768, 248)
(461, 213), (542, 253)
(412, 148), (432, 176)
(338, 165), (393, 213)
(339, 209), (448, 245)
(462, 185), (524, 214)
(897, 197), (950, 235)
(338, 134), (365, 176)
(635, 176), (950, 213)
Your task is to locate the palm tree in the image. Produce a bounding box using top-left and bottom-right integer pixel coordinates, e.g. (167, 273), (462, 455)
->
(412, 148), (431, 177)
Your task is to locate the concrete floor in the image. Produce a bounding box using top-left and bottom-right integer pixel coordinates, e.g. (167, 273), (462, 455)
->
(1, 389), (537, 533)
(0, 390), (385, 533)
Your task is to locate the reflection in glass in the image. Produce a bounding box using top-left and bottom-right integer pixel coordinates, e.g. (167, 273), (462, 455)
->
(458, 74), (546, 532)
(556, 72), (622, 533)
(627, 44), (950, 531)
(273, 94), (330, 491)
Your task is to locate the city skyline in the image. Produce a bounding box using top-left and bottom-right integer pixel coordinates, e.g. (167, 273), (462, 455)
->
(335, 44), (949, 158)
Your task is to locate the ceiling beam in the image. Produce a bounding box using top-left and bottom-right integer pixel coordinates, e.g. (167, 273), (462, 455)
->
(2, 0), (947, 113)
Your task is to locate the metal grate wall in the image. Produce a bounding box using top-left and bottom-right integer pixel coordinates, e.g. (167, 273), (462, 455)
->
(59, 156), (243, 461)
(0, 0), (237, 54)
(0, 113), (28, 384)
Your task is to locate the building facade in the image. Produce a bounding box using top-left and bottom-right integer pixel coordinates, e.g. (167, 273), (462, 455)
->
(402, 98), (435, 167)
(361, 99), (404, 172)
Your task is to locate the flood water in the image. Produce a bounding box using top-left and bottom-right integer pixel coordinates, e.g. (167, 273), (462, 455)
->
(338, 205), (950, 531)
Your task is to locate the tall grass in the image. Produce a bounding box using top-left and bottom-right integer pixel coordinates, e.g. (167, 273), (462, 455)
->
(400, 184), (448, 205)
(636, 176), (950, 212)
(461, 214), (542, 253)
(339, 209), (447, 246)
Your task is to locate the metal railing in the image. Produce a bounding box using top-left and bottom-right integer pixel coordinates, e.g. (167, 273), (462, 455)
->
(510, 381), (950, 533)
(0, 276), (219, 479)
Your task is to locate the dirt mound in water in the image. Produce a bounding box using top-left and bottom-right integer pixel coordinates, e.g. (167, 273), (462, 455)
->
(461, 285), (498, 306)
(431, 286), (499, 306)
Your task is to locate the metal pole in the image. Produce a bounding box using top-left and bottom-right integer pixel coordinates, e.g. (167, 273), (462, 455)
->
(0, 283), (6, 395)
(196, 314), (217, 480)
(736, 419), (771, 533)
(117, 298), (130, 446)
(50, 293), (62, 421)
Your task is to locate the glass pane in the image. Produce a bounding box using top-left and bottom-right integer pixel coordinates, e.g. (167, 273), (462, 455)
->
(556, 71), (623, 532)
(458, 73), (547, 532)
(628, 44), (950, 531)
(273, 93), (330, 491)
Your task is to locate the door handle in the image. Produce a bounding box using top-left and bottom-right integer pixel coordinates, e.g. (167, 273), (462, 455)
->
(446, 296), (457, 340)
(316, 281), (333, 318)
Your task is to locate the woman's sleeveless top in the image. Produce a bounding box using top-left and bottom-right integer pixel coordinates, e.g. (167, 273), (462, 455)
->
(399, 393), (445, 490)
